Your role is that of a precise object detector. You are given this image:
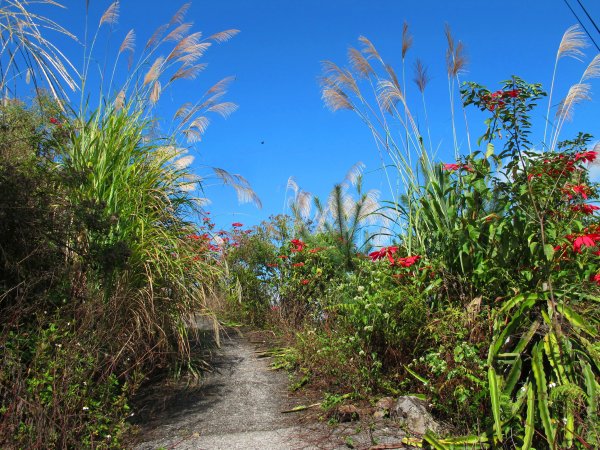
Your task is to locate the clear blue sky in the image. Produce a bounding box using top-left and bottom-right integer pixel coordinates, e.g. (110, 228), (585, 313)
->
(35, 0), (600, 230)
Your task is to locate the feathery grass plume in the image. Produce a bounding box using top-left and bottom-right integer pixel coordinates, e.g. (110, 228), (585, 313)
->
(119, 29), (136, 54)
(174, 155), (195, 170)
(321, 60), (360, 95)
(544, 25), (589, 145)
(413, 59), (430, 93)
(165, 23), (193, 42)
(183, 116), (210, 142)
(169, 2), (191, 26)
(212, 168), (262, 208)
(206, 102), (238, 118)
(206, 75), (235, 95)
(358, 35), (384, 65)
(402, 21), (413, 60)
(149, 80), (161, 103)
(143, 56), (165, 86)
(208, 29), (241, 43)
(99, 1), (119, 27)
(343, 161), (366, 187)
(114, 89), (125, 110)
(321, 87), (353, 111)
(582, 53), (600, 81)
(377, 79), (404, 113)
(0, 0), (78, 99)
(558, 24), (588, 60)
(168, 31), (205, 61)
(348, 47), (374, 78)
(556, 82), (591, 123)
(295, 190), (313, 219)
(444, 25), (467, 77)
(145, 23), (169, 49)
(170, 63), (208, 82)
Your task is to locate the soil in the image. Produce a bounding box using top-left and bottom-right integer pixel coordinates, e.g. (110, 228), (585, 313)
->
(129, 327), (414, 450)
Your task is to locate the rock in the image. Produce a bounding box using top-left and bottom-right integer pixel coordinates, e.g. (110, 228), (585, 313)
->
(392, 396), (441, 435)
(372, 410), (387, 420)
(375, 396), (395, 411)
(337, 404), (360, 422)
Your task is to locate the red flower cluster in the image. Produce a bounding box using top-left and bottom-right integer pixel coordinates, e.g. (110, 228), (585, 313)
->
(566, 232), (600, 253)
(442, 163), (473, 172)
(395, 255), (421, 267)
(301, 279), (310, 285)
(482, 89), (519, 111)
(574, 150), (598, 163)
(590, 273), (600, 285)
(571, 204), (600, 215)
(293, 262), (305, 268)
(49, 117), (60, 125)
(291, 239), (306, 252)
(232, 222), (243, 227)
(369, 246), (398, 263)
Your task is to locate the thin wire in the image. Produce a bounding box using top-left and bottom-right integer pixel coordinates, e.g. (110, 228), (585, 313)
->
(576, 0), (600, 38)
(563, 0), (600, 52)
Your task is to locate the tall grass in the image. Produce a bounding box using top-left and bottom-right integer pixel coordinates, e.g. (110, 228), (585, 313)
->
(0, 2), (252, 446)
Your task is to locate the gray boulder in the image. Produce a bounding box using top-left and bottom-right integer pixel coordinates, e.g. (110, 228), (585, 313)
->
(393, 396), (441, 435)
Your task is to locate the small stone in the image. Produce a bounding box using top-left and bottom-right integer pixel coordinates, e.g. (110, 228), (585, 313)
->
(375, 396), (395, 411)
(337, 404), (360, 422)
(373, 410), (387, 420)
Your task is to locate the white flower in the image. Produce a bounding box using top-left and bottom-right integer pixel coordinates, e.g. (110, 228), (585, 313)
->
(82, 406), (89, 411)
(357, 286), (365, 292)
(548, 382), (556, 389)
(521, 385), (527, 392)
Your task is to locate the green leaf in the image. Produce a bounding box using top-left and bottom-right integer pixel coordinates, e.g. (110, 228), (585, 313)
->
(543, 244), (554, 261)
(521, 383), (535, 450)
(557, 304), (597, 337)
(486, 142), (495, 158)
(423, 430), (449, 450)
(532, 344), (556, 447)
(489, 366), (503, 442)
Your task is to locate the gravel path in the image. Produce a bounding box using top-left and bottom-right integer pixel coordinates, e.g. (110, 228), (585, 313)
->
(132, 330), (321, 450)
(132, 328), (413, 450)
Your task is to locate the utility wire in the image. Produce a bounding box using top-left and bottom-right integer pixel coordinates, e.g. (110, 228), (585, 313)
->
(563, 0), (600, 52)
(576, 0), (600, 38)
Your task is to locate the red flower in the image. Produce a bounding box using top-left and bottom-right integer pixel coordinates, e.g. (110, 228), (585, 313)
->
(49, 117), (59, 125)
(188, 234), (200, 240)
(505, 89), (519, 98)
(590, 273), (600, 285)
(572, 233), (600, 252)
(443, 163), (473, 172)
(396, 255), (421, 268)
(443, 163), (461, 171)
(290, 239), (306, 252)
(368, 246), (398, 264)
(571, 204), (600, 215)
(232, 222), (243, 227)
(301, 279), (309, 285)
(574, 151), (597, 163)
(277, 255), (288, 259)
(293, 262), (305, 268)
(573, 185), (590, 199)
(267, 263), (278, 268)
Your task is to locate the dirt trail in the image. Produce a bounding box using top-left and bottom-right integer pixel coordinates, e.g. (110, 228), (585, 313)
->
(132, 328), (411, 450)
(132, 330), (320, 450)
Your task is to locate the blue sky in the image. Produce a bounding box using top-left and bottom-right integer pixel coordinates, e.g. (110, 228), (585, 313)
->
(34, 0), (600, 230)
